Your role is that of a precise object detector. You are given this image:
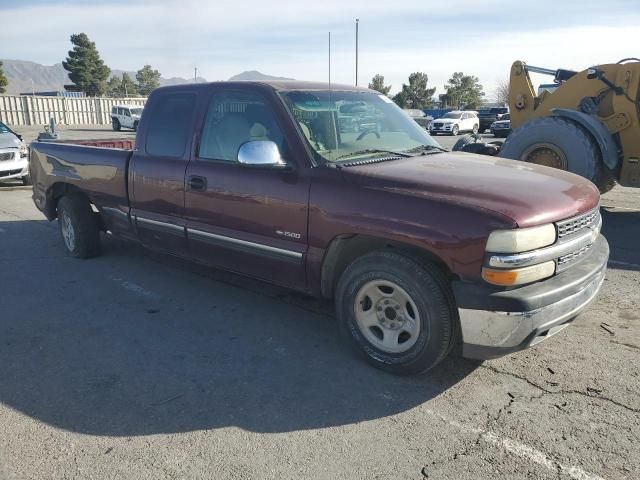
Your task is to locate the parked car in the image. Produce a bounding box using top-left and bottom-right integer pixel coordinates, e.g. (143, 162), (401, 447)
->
(111, 104), (144, 131)
(29, 81), (608, 375)
(490, 113), (512, 137)
(403, 109), (433, 130)
(477, 107), (509, 133)
(429, 110), (479, 135)
(0, 121), (30, 185)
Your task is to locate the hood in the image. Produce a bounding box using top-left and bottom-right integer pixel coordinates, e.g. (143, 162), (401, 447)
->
(0, 132), (21, 149)
(434, 118), (457, 124)
(342, 152), (599, 228)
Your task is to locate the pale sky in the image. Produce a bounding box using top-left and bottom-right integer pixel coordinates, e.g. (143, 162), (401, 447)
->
(3, 0), (640, 99)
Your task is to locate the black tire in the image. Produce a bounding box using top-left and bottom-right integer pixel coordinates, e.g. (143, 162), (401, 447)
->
(112, 118), (121, 131)
(499, 117), (612, 192)
(133, 120), (139, 132)
(472, 124), (479, 135)
(335, 251), (458, 375)
(452, 134), (477, 152)
(21, 175), (31, 186)
(450, 125), (459, 136)
(57, 194), (101, 258)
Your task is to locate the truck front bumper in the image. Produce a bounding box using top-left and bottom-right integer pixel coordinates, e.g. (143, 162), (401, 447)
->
(453, 235), (609, 360)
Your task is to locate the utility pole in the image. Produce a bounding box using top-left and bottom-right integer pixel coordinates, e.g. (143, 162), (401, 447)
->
(355, 18), (359, 86)
(194, 67), (198, 83)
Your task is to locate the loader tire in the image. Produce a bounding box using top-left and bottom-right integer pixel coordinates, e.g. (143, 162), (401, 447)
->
(499, 117), (613, 193)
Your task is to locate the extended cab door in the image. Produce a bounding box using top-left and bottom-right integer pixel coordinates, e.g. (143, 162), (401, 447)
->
(129, 90), (201, 256)
(184, 86), (310, 288)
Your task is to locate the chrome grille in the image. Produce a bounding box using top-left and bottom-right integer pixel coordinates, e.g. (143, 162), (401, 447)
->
(556, 208), (599, 239)
(558, 243), (592, 268)
(0, 151), (15, 161)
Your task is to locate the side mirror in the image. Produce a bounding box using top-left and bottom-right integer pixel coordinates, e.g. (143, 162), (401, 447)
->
(237, 140), (288, 168)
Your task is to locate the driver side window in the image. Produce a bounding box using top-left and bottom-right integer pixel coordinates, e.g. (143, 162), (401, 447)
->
(199, 91), (285, 162)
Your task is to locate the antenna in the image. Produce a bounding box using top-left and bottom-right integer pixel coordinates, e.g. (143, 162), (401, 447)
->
(355, 18), (359, 86)
(328, 31), (331, 90)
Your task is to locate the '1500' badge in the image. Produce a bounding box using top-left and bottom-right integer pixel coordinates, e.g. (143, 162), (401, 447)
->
(276, 230), (302, 239)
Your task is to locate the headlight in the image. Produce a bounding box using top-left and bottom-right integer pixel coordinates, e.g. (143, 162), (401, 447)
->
(486, 223), (556, 253)
(490, 122), (497, 128)
(482, 261), (556, 286)
(19, 143), (28, 158)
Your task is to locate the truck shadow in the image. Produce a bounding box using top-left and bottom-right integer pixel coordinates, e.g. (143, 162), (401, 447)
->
(601, 208), (640, 270)
(0, 219), (479, 437)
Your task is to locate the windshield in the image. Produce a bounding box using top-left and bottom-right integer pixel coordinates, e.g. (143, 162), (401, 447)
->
(500, 113), (510, 120)
(0, 121), (11, 134)
(131, 108), (143, 116)
(442, 112), (463, 119)
(281, 90), (440, 162)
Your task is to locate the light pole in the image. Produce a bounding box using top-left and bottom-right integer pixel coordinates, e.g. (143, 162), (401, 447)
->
(194, 67), (198, 83)
(355, 18), (359, 86)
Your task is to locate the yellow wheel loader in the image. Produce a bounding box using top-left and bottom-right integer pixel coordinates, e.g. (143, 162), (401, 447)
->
(454, 59), (640, 192)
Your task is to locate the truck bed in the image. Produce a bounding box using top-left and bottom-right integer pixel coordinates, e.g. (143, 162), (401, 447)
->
(29, 139), (133, 222)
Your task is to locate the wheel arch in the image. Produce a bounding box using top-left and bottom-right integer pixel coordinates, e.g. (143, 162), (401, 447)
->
(320, 233), (454, 299)
(551, 108), (619, 171)
(45, 182), (92, 220)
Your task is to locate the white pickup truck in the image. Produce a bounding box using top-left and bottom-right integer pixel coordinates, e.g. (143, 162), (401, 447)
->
(0, 121), (30, 185)
(111, 105), (144, 131)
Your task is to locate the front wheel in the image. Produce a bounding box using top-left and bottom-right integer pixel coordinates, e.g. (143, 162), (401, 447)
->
(21, 174), (31, 186)
(450, 125), (460, 136)
(57, 194), (101, 258)
(335, 251), (458, 375)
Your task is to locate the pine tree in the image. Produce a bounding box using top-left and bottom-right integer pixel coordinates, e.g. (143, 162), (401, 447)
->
(120, 73), (138, 97)
(62, 33), (110, 96)
(136, 65), (161, 96)
(0, 61), (8, 94)
(368, 74), (391, 96)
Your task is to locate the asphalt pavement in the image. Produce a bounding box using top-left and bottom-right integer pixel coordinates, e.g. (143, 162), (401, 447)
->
(0, 126), (638, 480)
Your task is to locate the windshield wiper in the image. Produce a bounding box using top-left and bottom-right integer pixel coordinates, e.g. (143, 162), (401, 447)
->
(335, 148), (413, 160)
(404, 144), (448, 154)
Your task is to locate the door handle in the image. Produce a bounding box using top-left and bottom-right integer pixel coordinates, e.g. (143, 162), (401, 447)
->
(188, 175), (207, 191)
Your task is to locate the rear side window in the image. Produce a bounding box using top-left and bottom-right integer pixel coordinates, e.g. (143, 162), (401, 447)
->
(145, 93), (197, 157)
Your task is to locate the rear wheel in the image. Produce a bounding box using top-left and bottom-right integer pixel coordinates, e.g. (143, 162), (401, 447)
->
(499, 117), (614, 193)
(112, 118), (121, 131)
(57, 195), (101, 258)
(335, 251), (458, 375)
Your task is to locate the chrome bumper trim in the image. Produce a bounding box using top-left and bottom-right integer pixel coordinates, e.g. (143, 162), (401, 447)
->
(459, 266), (605, 350)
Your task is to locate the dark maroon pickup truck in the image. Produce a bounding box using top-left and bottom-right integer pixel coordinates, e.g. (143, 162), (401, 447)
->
(29, 81), (609, 374)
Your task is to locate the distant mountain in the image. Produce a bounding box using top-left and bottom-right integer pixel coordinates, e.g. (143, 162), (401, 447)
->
(228, 70), (293, 82)
(1, 59), (209, 95)
(1, 60), (292, 95)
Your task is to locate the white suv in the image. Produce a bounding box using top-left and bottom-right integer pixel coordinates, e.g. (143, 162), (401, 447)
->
(429, 111), (479, 136)
(111, 105), (144, 131)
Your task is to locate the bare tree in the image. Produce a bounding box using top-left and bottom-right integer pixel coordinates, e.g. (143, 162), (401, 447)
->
(494, 78), (510, 105)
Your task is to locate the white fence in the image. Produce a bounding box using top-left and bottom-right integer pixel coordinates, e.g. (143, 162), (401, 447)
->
(0, 95), (147, 127)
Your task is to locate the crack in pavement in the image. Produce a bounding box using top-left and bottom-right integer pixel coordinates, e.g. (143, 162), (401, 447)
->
(480, 364), (640, 414)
